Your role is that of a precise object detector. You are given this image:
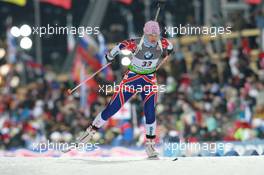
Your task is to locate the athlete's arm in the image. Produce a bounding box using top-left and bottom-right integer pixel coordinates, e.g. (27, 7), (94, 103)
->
(105, 39), (137, 62)
(161, 38), (173, 58)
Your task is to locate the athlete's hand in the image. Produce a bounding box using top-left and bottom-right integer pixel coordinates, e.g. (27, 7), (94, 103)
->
(105, 53), (121, 63)
(161, 48), (174, 58)
(105, 54), (114, 63)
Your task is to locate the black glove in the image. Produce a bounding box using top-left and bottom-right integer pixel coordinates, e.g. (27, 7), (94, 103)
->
(167, 48), (174, 55)
(105, 53), (121, 63)
(161, 49), (174, 58)
(105, 54), (113, 63)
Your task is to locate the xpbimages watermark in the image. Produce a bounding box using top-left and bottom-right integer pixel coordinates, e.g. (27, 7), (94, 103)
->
(32, 140), (100, 153)
(32, 24), (100, 37)
(165, 24), (232, 37)
(99, 83), (167, 95)
(163, 141), (233, 154)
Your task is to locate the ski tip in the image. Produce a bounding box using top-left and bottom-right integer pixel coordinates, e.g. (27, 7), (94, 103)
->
(61, 148), (72, 153)
(172, 158), (178, 161)
(147, 156), (160, 160)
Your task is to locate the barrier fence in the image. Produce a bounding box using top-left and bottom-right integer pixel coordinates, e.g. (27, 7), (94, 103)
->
(1, 140), (264, 157)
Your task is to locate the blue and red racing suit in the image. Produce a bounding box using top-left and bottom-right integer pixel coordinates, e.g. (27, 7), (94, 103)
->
(93, 37), (173, 139)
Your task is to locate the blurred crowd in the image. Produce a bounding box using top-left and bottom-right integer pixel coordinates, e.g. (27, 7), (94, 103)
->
(1, 1), (264, 150)
(0, 39), (264, 150)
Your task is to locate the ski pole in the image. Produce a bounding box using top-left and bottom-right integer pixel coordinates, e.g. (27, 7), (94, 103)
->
(156, 55), (169, 70)
(67, 62), (112, 95)
(154, 0), (166, 21)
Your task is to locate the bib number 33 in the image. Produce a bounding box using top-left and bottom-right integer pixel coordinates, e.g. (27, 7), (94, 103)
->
(142, 61), (153, 67)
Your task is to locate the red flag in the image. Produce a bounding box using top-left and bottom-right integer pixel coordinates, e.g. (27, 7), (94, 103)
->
(226, 39), (233, 58)
(40, 0), (72, 9)
(245, 0), (262, 4)
(116, 0), (133, 5)
(71, 52), (82, 82)
(71, 47), (99, 106)
(77, 46), (101, 71)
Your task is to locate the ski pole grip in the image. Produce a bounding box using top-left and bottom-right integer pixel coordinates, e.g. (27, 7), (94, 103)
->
(156, 0), (166, 8)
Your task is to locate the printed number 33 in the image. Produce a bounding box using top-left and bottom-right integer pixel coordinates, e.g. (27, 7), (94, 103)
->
(142, 61), (152, 67)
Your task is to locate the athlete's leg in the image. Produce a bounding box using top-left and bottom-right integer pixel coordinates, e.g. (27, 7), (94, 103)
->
(140, 74), (159, 158)
(77, 72), (141, 144)
(92, 87), (135, 128)
(140, 74), (158, 138)
(141, 91), (157, 138)
(92, 72), (141, 128)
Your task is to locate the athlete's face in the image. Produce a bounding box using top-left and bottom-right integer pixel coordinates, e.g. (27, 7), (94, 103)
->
(146, 34), (159, 44)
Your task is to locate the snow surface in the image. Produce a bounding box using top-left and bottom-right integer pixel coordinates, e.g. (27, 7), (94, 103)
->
(0, 156), (263, 175)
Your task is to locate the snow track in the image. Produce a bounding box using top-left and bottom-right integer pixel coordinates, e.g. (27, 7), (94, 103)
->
(0, 156), (263, 175)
